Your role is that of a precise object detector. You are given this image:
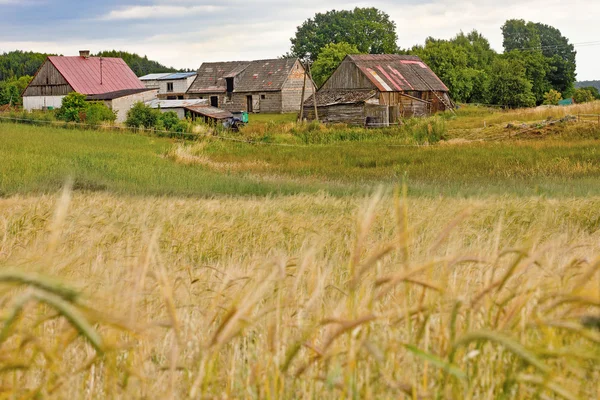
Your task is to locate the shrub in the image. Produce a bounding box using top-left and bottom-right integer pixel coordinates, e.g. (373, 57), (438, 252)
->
(160, 111), (180, 131)
(86, 102), (116, 126)
(543, 89), (562, 106)
(573, 88), (595, 104)
(126, 102), (160, 128)
(57, 92), (88, 122)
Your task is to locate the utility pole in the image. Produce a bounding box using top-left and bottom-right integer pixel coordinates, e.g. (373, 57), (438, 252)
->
(298, 62), (307, 122)
(307, 62), (319, 122)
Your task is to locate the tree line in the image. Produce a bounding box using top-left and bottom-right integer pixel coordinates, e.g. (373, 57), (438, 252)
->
(290, 8), (589, 108)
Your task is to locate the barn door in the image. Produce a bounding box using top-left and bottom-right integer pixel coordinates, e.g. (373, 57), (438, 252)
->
(253, 95), (260, 113)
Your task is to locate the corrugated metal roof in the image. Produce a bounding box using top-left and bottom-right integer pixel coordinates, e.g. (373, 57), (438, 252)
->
(86, 88), (155, 101)
(146, 99), (208, 109)
(185, 105), (233, 120)
(48, 56), (145, 95)
(139, 73), (171, 81)
(304, 90), (377, 107)
(187, 58), (300, 94)
(347, 54), (449, 92)
(157, 72), (197, 81)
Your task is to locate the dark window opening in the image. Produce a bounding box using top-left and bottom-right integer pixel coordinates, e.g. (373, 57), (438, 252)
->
(210, 96), (219, 108)
(167, 96), (177, 100)
(247, 95), (253, 113)
(167, 82), (174, 92)
(261, 94), (266, 100)
(226, 77), (234, 93)
(177, 96), (184, 100)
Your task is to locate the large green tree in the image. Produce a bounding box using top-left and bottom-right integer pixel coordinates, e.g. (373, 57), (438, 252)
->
(411, 31), (497, 103)
(311, 42), (361, 87)
(487, 57), (536, 108)
(502, 20), (576, 100)
(0, 75), (32, 106)
(290, 8), (398, 62)
(0, 51), (53, 81)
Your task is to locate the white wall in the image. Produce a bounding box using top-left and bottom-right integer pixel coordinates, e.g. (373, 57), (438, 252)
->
(23, 95), (65, 111)
(159, 77), (196, 95)
(111, 90), (158, 123)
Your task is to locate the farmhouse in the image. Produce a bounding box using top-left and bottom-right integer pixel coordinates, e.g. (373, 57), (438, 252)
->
(186, 58), (314, 113)
(23, 51), (156, 121)
(140, 72), (197, 100)
(303, 54), (452, 126)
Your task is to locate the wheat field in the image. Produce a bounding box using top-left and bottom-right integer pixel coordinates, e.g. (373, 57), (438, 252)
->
(1, 188), (600, 399)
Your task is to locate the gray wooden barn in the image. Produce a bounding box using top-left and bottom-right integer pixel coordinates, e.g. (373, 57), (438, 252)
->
(303, 54), (452, 126)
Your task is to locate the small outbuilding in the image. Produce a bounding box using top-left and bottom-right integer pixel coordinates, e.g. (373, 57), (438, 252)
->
(86, 88), (158, 122)
(303, 54), (452, 126)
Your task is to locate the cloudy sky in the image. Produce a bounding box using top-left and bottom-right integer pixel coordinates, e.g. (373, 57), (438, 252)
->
(1, 0), (598, 80)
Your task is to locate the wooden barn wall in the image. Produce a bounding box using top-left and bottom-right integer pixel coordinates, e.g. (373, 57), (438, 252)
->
(23, 60), (73, 97)
(303, 104), (366, 125)
(187, 91), (283, 113)
(281, 60), (313, 113)
(320, 60), (376, 90)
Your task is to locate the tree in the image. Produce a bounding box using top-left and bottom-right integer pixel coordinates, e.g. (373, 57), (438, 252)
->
(0, 75), (32, 106)
(543, 89), (562, 105)
(487, 57), (536, 108)
(57, 92), (88, 122)
(578, 86), (600, 100)
(573, 88), (595, 104)
(290, 8), (398, 62)
(311, 42), (360, 87)
(502, 20), (576, 99)
(411, 30), (497, 103)
(0, 51), (53, 81)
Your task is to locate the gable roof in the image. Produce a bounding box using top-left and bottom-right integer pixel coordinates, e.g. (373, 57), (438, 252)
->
(48, 56), (145, 95)
(187, 58), (300, 94)
(346, 54), (448, 92)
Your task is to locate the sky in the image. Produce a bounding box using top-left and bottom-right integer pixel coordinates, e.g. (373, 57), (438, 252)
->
(0, 0), (598, 80)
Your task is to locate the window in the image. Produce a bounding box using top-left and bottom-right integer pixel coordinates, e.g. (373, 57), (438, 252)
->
(166, 82), (174, 92)
(210, 96), (219, 108)
(261, 94), (266, 100)
(226, 77), (234, 93)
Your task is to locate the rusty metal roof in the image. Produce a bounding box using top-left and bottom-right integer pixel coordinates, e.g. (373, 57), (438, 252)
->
(304, 90), (377, 107)
(185, 105), (233, 120)
(347, 54), (448, 92)
(48, 56), (145, 95)
(187, 58), (300, 94)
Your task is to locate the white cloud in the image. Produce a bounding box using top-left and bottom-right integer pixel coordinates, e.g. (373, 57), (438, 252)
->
(101, 5), (221, 20)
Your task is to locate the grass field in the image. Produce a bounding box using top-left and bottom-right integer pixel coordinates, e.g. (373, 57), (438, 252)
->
(2, 103), (600, 398)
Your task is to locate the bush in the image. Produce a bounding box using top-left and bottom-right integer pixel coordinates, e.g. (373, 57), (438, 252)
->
(160, 111), (180, 131)
(57, 92), (88, 122)
(86, 102), (116, 126)
(543, 89), (562, 106)
(126, 102), (160, 128)
(573, 88), (595, 104)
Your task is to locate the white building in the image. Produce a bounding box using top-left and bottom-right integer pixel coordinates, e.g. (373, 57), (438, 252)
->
(139, 72), (197, 100)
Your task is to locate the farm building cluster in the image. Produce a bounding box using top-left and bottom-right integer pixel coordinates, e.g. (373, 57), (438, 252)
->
(22, 50), (452, 126)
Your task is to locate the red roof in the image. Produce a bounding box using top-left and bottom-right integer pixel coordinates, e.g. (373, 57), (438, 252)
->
(48, 56), (145, 95)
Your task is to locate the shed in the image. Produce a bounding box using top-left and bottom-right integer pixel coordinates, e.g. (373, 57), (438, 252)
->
(186, 58), (314, 113)
(145, 98), (208, 119)
(86, 88), (158, 122)
(303, 54), (452, 126)
(185, 105), (234, 125)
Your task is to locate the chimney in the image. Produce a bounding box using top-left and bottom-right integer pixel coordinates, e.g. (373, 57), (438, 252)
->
(79, 50), (90, 58)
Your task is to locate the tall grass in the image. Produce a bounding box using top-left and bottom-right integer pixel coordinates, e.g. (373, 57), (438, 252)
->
(2, 189), (600, 398)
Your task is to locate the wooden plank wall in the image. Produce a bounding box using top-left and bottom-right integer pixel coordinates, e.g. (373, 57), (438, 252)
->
(321, 60), (375, 90)
(23, 60), (72, 97)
